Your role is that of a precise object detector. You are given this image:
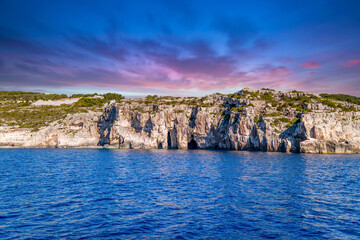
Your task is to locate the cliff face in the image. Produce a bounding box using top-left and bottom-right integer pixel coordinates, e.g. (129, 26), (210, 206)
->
(97, 103), (360, 154)
(98, 104), (277, 151)
(1, 89), (360, 153)
(0, 111), (101, 148)
(298, 113), (360, 153)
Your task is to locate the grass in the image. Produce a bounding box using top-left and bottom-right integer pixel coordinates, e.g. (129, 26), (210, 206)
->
(278, 117), (290, 123)
(260, 92), (274, 102)
(0, 91), (67, 101)
(0, 92), (125, 131)
(0, 91), (124, 102)
(0, 104), (83, 130)
(321, 99), (337, 108)
(320, 93), (360, 105)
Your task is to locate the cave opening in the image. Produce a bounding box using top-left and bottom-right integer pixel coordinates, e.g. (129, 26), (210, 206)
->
(188, 139), (198, 149)
(167, 132), (172, 149)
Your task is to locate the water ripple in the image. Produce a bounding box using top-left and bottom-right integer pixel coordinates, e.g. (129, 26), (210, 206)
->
(0, 149), (360, 239)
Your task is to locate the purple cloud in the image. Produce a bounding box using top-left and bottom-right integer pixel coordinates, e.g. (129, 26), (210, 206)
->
(301, 61), (320, 69)
(343, 59), (360, 66)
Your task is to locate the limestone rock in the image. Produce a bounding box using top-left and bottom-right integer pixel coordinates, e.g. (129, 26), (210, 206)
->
(1, 89), (359, 153)
(0, 111), (102, 148)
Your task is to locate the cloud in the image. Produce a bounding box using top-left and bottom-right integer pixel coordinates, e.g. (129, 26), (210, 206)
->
(65, 32), (241, 86)
(1, 11), (359, 96)
(342, 59), (360, 66)
(0, 6), (295, 94)
(301, 61), (320, 69)
(157, 56), (236, 77)
(251, 65), (293, 78)
(69, 34), (129, 62)
(0, 28), (305, 94)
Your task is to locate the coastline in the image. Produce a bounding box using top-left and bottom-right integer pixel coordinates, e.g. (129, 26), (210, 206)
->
(0, 146), (359, 154)
(1, 89), (360, 154)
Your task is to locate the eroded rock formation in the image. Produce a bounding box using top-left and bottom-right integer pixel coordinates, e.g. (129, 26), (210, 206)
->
(0, 111), (101, 148)
(1, 89), (360, 153)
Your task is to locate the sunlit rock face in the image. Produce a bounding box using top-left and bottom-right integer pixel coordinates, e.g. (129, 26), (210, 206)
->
(97, 103), (360, 153)
(298, 113), (360, 153)
(1, 89), (360, 153)
(0, 112), (102, 148)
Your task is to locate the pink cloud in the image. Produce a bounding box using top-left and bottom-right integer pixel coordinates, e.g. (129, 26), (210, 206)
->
(343, 59), (360, 66)
(302, 61), (320, 69)
(2, 32), (360, 96)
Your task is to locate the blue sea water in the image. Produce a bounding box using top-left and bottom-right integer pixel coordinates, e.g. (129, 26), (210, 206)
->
(0, 149), (360, 239)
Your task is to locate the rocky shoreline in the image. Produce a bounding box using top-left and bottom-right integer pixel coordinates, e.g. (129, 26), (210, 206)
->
(1, 89), (359, 153)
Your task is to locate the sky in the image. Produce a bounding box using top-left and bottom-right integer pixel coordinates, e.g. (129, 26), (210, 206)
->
(0, 0), (360, 97)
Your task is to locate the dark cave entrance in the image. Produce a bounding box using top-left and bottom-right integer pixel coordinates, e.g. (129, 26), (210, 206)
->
(167, 130), (178, 149)
(188, 139), (198, 149)
(167, 132), (172, 149)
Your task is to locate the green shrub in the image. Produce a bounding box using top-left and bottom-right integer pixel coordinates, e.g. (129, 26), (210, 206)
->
(269, 112), (282, 117)
(70, 93), (98, 98)
(291, 118), (300, 124)
(260, 92), (273, 102)
(320, 93), (360, 105)
(295, 105), (302, 111)
(103, 93), (124, 102)
(74, 98), (105, 108)
(0, 91), (67, 102)
(321, 99), (337, 108)
(279, 117), (290, 123)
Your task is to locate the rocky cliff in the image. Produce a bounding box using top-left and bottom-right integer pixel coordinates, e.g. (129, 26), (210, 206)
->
(1, 89), (360, 153)
(0, 111), (101, 148)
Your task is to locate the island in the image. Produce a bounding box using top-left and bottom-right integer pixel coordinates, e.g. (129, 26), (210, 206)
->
(0, 88), (359, 153)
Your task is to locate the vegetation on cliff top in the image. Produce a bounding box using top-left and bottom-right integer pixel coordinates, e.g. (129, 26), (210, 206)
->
(0, 91), (67, 101)
(0, 91), (124, 130)
(0, 91), (124, 102)
(320, 93), (360, 105)
(0, 89), (359, 131)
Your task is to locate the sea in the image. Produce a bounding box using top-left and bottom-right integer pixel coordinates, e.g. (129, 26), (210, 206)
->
(0, 149), (359, 239)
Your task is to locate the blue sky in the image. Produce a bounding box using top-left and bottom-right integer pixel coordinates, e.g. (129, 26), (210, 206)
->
(0, 0), (360, 96)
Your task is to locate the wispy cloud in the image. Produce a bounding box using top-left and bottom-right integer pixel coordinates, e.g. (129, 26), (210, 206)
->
(301, 61), (320, 69)
(0, 0), (360, 96)
(342, 59), (360, 66)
